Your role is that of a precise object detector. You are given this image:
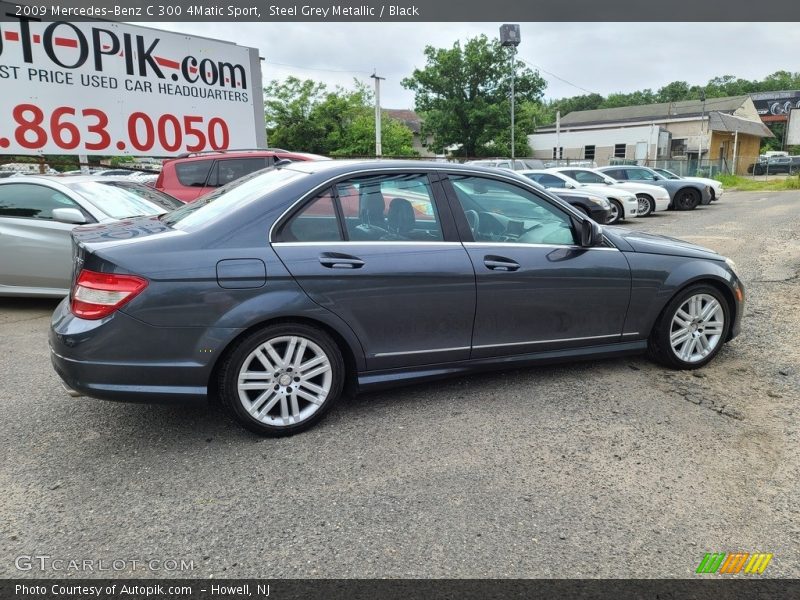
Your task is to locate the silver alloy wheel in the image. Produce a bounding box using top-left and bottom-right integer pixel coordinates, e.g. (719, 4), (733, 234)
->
(637, 196), (652, 216)
(669, 293), (725, 363)
(237, 335), (332, 426)
(608, 201), (620, 223)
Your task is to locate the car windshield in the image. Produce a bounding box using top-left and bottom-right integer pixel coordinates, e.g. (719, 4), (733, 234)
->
(655, 168), (680, 179)
(65, 181), (181, 219)
(162, 167), (304, 229)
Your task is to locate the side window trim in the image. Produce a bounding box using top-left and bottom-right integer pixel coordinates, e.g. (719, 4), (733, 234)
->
(329, 184), (349, 241)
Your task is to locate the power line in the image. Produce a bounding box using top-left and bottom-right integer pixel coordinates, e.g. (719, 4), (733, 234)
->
(517, 57), (599, 96)
(266, 60), (373, 76)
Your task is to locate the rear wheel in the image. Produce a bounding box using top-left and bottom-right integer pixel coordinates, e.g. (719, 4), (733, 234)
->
(219, 323), (344, 436)
(607, 200), (623, 224)
(636, 194), (654, 217)
(648, 285), (730, 370)
(675, 188), (700, 211)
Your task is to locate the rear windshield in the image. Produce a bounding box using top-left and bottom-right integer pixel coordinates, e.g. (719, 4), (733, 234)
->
(162, 167), (304, 230)
(65, 181), (180, 218)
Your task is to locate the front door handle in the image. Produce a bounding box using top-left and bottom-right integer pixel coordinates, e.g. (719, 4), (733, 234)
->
(483, 255), (520, 272)
(319, 253), (365, 269)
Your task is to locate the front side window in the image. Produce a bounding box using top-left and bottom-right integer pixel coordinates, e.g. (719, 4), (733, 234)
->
(209, 158), (269, 187)
(0, 184), (80, 219)
(449, 175), (576, 246)
(536, 174), (567, 188)
(626, 168), (657, 181)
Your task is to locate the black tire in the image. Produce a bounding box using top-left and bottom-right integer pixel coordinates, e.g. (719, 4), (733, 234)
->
(218, 323), (345, 436)
(647, 284), (731, 370)
(607, 199), (623, 224)
(674, 188), (701, 211)
(636, 194), (654, 217)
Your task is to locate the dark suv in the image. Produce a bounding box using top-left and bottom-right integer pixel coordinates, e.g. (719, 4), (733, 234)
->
(750, 156), (800, 175)
(156, 149), (329, 202)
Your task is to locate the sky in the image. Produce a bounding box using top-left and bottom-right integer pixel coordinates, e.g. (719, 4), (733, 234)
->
(151, 21), (800, 108)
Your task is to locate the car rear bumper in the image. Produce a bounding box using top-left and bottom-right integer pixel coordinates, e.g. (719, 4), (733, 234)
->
(49, 299), (236, 404)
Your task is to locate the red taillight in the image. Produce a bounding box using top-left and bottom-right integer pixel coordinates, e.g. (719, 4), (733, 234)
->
(70, 269), (148, 320)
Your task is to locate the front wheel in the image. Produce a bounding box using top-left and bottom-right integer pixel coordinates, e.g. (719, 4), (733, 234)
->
(636, 194), (654, 217)
(648, 285), (731, 370)
(219, 323), (345, 436)
(607, 200), (623, 224)
(674, 188), (700, 211)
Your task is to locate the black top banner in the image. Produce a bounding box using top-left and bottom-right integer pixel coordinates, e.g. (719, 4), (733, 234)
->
(3, 579), (800, 600)
(1, 0), (799, 22)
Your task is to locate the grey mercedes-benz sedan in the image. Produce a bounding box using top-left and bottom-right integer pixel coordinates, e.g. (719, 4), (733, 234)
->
(50, 160), (744, 436)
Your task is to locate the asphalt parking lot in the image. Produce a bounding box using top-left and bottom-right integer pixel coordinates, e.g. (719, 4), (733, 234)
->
(1, 190), (798, 579)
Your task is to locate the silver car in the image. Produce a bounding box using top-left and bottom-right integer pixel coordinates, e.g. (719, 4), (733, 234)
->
(0, 176), (181, 297)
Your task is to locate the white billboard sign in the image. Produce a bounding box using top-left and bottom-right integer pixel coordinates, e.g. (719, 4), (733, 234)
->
(0, 3), (265, 156)
(787, 109), (800, 146)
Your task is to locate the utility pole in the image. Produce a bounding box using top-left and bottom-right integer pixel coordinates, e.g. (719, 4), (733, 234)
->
(698, 90), (706, 175)
(500, 24), (521, 163)
(371, 71), (385, 158)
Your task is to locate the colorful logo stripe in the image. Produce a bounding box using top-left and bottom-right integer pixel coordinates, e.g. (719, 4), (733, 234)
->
(696, 552), (772, 574)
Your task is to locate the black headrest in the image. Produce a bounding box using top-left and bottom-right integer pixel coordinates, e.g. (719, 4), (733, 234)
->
(363, 192), (385, 216)
(387, 198), (415, 233)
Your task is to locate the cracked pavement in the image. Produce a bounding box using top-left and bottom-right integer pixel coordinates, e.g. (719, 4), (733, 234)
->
(0, 190), (798, 579)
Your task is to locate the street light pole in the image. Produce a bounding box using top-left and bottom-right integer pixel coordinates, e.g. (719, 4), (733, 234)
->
(500, 24), (521, 164)
(371, 71), (385, 158)
(699, 90), (706, 175)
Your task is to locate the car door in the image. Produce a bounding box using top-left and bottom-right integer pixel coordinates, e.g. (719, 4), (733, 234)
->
(440, 172), (632, 359)
(271, 170), (477, 370)
(0, 183), (89, 292)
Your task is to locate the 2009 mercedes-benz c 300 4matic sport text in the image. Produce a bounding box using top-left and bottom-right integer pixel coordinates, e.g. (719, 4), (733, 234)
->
(50, 160), (745, 436)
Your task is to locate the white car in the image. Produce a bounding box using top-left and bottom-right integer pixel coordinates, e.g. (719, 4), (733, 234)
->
(551, 167), (671, 217)
(652, 168), (724, 201)
(520, 169), (638, 224)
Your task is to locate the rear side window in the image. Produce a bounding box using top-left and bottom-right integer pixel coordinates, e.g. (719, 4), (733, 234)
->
(603, 169), (626, 180)
(175, 160), (214, 187)
(279, 189), (342, 242)
(0, 183), (80, 219)
(208, 158), (269, 187)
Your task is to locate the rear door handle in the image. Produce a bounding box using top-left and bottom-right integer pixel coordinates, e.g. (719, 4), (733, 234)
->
(319, 253), (365, 269)
(483, 255), (520, 272)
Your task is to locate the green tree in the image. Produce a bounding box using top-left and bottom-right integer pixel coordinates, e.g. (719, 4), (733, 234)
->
(264, 77), (417, 157)
(401, 35), (546, 157)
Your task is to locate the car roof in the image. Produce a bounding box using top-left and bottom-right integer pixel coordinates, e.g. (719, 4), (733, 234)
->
(164, 149), (330, 163)
(279, 159), (519, 177)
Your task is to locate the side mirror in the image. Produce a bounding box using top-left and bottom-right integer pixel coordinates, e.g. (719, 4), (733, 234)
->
(580, 219), (603, 247)
(565, 182), (575, 189)
(52, 208), (88, 224)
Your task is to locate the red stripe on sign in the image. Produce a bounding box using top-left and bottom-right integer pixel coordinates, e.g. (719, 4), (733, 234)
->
(33, 34), (41, 43)
(155, 56), (180, 69)
(189, 66), (198, 74)
(4, 31), (19, 41)
(103, 44), (110, 50)
(54, 37), (78, 48)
